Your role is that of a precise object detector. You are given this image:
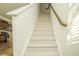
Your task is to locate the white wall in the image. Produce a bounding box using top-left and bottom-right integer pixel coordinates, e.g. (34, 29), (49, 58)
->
(50, 3), (69, 55)
(10, 4), (39, 56)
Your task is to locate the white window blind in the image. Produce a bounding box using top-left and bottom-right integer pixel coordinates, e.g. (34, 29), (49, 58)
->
(67, 4), (79, 44)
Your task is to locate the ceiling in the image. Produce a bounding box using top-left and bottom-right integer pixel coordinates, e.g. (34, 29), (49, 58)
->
(0, 3), (29, 19)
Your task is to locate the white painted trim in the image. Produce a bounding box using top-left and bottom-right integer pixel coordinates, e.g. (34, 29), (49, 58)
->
(0, 15), (11, 23)
(21, 27), (34, 56)
(7, 3), (35, 15)
(50, 9), (63, 56)
(53, 29), (63, 56)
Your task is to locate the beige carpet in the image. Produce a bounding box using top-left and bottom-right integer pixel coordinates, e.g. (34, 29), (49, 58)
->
(24, 13), (59, 56)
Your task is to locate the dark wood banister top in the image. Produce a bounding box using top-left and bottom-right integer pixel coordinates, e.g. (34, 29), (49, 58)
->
(47, 3), (67, 27)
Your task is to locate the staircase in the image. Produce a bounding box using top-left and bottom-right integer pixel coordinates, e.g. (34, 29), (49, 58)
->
(24, 13), (59, 56)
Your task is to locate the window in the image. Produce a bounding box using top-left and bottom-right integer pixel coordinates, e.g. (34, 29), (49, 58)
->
(67, 3), (79, 45)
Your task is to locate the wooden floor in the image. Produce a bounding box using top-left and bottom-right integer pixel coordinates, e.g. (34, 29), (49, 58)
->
(0, 32), (13, 56)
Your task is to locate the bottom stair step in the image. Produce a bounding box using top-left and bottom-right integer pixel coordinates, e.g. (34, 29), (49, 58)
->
(24, 48), (59, 56)
(28, 41), (57, 48)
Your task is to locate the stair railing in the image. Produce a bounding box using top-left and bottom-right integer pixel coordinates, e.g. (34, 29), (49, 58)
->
(47, 3), (67, 27)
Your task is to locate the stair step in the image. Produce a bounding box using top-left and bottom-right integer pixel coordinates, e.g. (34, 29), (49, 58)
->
(32, 34), (55, 37)
(30, 40), (56, 43)
(36, 26), (51, 28)
(38, 17), (50, 20)
(33, 30), (54, 34)
(31, 34), (55, 39)
(32, 33), (54, 35)
(37, 23), (51, 24)
(24, 48), (59, 56)
(35, 26), (52, 28)
(36, 22), (51, 25)
(30, 38), (55, 41)
(37, 22), (51, 24)
(37, 21), (51, 22)
(31, 38), (55, 40)
(34, 29), (53, 31)
(34, 27), (53, 31)
(28, 40), (57, 48)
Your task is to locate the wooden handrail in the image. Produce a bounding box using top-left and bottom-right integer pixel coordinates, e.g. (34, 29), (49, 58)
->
(47, 3), (67, 27)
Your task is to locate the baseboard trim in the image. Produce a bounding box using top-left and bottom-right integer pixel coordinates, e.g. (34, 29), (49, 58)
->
(20, 26), (34, 56)
(50, 10), (63, 56)
(20, 21), (37, 56)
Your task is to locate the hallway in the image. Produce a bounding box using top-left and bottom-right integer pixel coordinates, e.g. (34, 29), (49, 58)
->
(24, 12), (59, 56)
